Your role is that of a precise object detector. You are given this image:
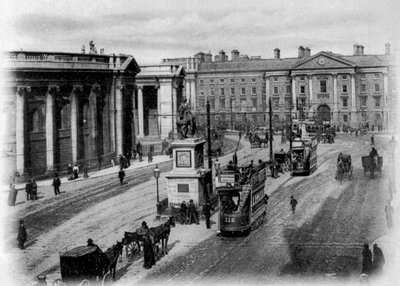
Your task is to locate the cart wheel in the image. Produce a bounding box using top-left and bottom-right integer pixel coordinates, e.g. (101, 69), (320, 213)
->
(102, 272), (113, 286)
(126, 241), (140, 261)
(79, 280), (91, 286)
(53, 279), (64, 286)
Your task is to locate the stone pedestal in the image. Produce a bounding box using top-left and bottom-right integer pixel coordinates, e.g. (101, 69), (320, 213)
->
(166, 138), (208, 208)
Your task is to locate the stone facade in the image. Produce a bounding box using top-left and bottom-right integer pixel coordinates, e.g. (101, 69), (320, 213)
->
(2, 51), (140, 177)
(163, 44), (397, 131)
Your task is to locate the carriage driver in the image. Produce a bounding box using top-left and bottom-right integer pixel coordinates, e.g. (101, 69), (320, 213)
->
(337, 153), (343, 163)
(87, 238), (102, 253)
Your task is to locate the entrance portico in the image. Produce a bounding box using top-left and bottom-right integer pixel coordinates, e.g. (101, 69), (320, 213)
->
(135, 65), (185, 139)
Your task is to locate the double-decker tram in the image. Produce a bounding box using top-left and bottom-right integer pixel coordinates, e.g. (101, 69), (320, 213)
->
(216, 163), (267, 236)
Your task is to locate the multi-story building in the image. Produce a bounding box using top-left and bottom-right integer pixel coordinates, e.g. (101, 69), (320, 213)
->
(163, 44), (397, 131)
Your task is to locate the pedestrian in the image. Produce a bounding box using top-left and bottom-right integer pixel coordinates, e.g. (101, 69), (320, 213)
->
(361, 243), (373, 275)
(371, 134), (375, 145)
(203, 201), (214, 229)
(8, 184), (18, 206)
(143, 233), (156, 269)
(67, 164), (74, 180)
(25, 180), (32, 201)
(119, 154), (125, 169)
(188, 199), (199, 225)
(263, 194), (269, 204)
(30, 179), (38, 200)
(132, 148), (137, 160)
(372, 243), (385, 275)
(125, 151), (131, 167)
(290, 195), (297, 214)
(137, 141), (143, 162)
(179, 201), (188, 224)
(385, 201), (394, 228)
(52, 172), (61, 195)
(148, 150), (153, 163)
(118, 167), (125, 186)
(73, 164), (79, 179)
(17, 220), (27, 249)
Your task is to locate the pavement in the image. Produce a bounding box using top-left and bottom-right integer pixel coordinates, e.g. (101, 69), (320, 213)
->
(2, 155), (173, 207)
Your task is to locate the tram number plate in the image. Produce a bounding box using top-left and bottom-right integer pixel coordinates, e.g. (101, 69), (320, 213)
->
(224, 217), (235, 223)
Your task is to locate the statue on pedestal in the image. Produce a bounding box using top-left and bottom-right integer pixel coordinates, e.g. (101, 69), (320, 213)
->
(176, 96), (196, 139)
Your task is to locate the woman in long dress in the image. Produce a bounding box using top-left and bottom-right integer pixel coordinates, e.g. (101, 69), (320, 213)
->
(143, 234), (156, 269)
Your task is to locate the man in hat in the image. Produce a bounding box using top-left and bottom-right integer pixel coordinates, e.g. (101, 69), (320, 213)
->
(203, 201), (214, 229)
(118, 167), (125, 186)
(87, 238), (102, 253)
(188, 199), (199, 225)
(290, 195), (298, 214)
(179, 201), (188, 224)
(361, 243), (372, 275)
(17, 220), (27, 249)
(372, 243), (385, 275)
(52, 172), (61, 195)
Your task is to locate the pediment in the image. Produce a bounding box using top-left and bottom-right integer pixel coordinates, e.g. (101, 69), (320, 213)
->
(291, 52), (356, 70)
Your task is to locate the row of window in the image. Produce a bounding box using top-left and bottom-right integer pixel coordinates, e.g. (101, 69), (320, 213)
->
(198, 98), (260, 109)
(200, 87), (259, 96)
(198, 73), (382, 85)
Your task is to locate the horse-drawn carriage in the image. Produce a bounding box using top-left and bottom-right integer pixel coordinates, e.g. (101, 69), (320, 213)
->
(52, 241), (123, 286)
(248, 132), (268, 148)
(122, 217), (176, 262)
(362, 155), (383, 178)
(336, 154), (353, 182)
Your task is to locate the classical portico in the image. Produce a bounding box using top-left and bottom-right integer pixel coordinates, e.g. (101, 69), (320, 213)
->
(135, 65), (185, 139)
(3, 51), (140, 176)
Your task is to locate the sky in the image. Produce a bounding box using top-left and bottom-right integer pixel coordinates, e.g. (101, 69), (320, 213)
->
(1, 0), (399, 65)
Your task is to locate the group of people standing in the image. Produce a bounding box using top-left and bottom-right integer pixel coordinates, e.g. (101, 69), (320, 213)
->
(361, 243), (385, 277)
(179, 199), (214, 228)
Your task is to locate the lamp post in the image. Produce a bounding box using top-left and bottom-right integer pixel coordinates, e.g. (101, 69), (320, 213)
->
(83, 117), (89, 178)
(214, 157), (220, 176)
(206, 99), (212, 169)
(154, 164), (160, 204)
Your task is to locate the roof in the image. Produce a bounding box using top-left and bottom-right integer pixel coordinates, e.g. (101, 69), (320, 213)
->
(198, 58), (299, 72)
(197, 52), (393, 73)
(60, 246), (97, 258)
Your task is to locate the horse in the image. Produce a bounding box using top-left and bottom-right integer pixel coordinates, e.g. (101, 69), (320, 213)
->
(176, 108), (196, 139)
(149, 216), (176, 255)
(100, 241), (123, 280)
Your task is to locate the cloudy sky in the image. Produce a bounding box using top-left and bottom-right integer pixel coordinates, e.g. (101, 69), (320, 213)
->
(2, 0), (399, 65)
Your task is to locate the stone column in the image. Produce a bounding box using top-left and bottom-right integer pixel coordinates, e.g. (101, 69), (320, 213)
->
(350, 73), (357, 123)
(88, 85), (99, 159)
(308, 74), (313, 103)
(46, 86), (58, 171)
(383, 72), (389, 129)
(115, 78), (123, 156)
(70, 86), (80, 163)
(16, 87), (28, 174)
(333, 73), (338, 112)
(109, 76), (116, 153)
(131, 86), (137, 144)
(292, 76), (297, 116)
(156, 85), (161, 135)
(190, 78), (196, 111)
(137, 85), (144, 137)
(172, 84), (178, 134)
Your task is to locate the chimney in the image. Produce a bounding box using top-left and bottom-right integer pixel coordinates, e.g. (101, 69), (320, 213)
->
(231, 49), (239, 61)
(359, 45), (364, 56)
(274, 48), (280, 59)
(204, 53), (212, 62)
(298, 46), (305, 59)
(385, 43), (391, 55)
(304, 47), (311, 58)
(219, 50), (226, 62)
(353, 44), (359, 55)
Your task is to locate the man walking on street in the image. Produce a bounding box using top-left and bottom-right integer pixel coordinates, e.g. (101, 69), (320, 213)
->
(118, 168), (125, 186)
(188, 199), (199, 225)
(30, 179), (38, 200)
(290, 195), (297, 214)
(52, 173), (61, 195)
(203, 201), (214, 229)
(17, 220), (27, 249)
(371, 134), (375, 145)
(25, 181), (32, 201)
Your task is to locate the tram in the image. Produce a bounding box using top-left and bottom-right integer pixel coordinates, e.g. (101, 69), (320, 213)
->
(291, 137), (318, 175)
(216, 164), (267, 236)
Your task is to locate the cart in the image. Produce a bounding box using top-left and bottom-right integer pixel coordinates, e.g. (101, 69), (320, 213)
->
(362, 156), (383, 178)
(53, 243), (122, 286)
(274, 152), (290, 173)
(336, 154), (353, 182)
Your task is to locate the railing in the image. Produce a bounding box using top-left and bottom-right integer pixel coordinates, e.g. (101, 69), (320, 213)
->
(5, 51), (116, 64)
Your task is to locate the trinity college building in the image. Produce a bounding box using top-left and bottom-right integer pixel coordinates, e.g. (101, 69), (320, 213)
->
(164, 43), (397, 131)
(1, 43), (397, 176)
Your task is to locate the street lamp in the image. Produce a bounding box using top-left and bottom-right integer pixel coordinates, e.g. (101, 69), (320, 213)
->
(153, 164), (160, 204)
